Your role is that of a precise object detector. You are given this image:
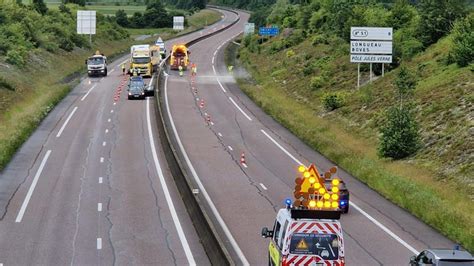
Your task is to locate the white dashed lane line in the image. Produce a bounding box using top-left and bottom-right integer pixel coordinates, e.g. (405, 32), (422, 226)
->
(100, 157), (104, 163)
(259, 183), (268, 190)
(98, 203), (102, 212)
(56, 107), (78, 138)
(102, 141), (106, 147)
(81, 84), (97, 101)
(97, 238), (102, 250)
(228, 146), (233, 151)
(99, 177), (103, 184)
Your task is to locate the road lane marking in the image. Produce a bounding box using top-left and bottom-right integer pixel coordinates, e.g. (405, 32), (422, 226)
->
(109, 69), (115, 74)
(110, 110), (114, 113)
(97, 238), (102, 250)
(146, 97), (196, 265)
(229, 97), (252, 121)
(105, 129), (109, 134)
(56, 107), (78, 138)
(242, 163), (248, 168)
(16, 150), (52, 223)
(351, 202), (418, 254)
(107, 118), (111, 123)
(259, 183), (267, 190)
(81, 84), (97, 101)
(99, 177), (103, 184)
(165, 76), (249, 265)
(218, 132), (223, 137)
(102, 141), (106, 147)
(100, 157), (104, 163)
(261, 129), (420, 254)
(260, 129), (304, 166)
(228, 146), (233, 151)
(98, 203), (102, 212)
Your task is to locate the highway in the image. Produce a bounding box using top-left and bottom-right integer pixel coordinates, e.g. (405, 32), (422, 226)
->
(0, 12), (238, 265)
(163, 9), (456, 266)
(0, 7), (456, 266)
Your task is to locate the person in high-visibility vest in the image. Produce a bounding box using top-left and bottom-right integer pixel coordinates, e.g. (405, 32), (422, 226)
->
(121, 63), (126, 75)
(178, 65), (184, 77)
(228, 65), (234, 73)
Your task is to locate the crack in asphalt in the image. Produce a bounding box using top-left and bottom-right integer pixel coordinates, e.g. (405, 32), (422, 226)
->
(140, 111), (177, 265)
(342, 229), (383, 265)
(105, 102), (120, 266)
(70, 137), (92, 266)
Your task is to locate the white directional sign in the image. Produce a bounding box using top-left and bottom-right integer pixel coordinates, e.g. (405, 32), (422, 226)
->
(351, 27), (393, 41)
(350, 55), (393, 63)
(173, 16), (184, 30)
(244, 23), (255, 36)
(350, 41), (392, 54)
(77, 10), (96, 34)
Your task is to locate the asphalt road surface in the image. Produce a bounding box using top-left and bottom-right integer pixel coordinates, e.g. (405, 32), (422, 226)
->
(164, 9), (456, 266)
(0, 13), (236, 265)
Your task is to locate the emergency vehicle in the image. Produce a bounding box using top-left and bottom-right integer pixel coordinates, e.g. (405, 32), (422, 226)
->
(261, 164), (346, 266)
(170, 44), (190, 70)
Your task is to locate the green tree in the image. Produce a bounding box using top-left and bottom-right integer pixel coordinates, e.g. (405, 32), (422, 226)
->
(379, 65), (420, 159)
(416, 0), (467, 47)
(115, 9), (129, 27)
(64, 0), (86, 6)
(450, 14), (474, 67)
(388, 0), (417, 30)
(130, 12), (145, 28)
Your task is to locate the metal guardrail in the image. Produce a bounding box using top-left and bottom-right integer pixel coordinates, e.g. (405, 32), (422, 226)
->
(153, 8), (242, 265)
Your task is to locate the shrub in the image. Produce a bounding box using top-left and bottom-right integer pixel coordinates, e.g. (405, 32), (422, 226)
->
(310, 76), (324, 90)
(378, 106), (420, 159)
(302, 64), (314, 76)
(311, 34), (326, 46)
(321, 92), (345, 111)
(286, 49), (295, 58)
(6, 48), (27, 66)
(450, 14), (474, 67)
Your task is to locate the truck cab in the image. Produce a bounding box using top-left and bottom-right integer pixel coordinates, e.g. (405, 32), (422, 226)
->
(130, 45), (153, 77)
(86, 53), (107, 77)
(262, 208), (345, 266)
(170, 44), (190, 70)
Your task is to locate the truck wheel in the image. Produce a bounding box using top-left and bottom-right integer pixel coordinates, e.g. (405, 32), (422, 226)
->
(104, 69), (107, 77)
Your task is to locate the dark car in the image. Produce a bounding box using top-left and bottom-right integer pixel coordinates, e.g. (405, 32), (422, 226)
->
(129, 76), (153, 96)
(410, 249), (473, 266)
(324, 179), (350, 213)
(127, 78), (145, 100)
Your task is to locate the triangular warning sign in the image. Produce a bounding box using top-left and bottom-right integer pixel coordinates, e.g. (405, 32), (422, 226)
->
(296, 239), (308, 250)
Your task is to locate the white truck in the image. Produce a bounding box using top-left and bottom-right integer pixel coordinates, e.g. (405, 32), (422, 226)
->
(86, 51), (107, 77)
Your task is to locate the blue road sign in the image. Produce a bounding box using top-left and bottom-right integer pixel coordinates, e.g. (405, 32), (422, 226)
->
(259, 27), (279, 36)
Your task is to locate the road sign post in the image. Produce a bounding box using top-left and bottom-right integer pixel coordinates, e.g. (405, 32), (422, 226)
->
(350, 27), (392, 88)
(77, 11), (96, 46)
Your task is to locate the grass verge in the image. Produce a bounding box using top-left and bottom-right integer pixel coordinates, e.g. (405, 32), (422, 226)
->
(0, 9), (221, 171)
(225, 40), (474, 252)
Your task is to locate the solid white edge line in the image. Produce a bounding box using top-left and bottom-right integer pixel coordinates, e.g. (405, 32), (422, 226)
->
(229, 97), (252, 121)
(15, 150), (52, 222)
(261, 129), (420, 254)
(260, 129), (303, 166)
(351, 202), (419, 254)
(56, 107), (78, 138)
(81, 85), (97, 101)
(97, 238), (102, 250)
(165, 75), (249, 265)
(146, 92), (196, 265)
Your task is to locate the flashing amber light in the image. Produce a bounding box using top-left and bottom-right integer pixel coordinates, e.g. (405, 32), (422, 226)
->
(332, 201), (339, 208)
(332, 187), (339, 193)
(318, 188), (326, 194)
(298, 165), (306, 173)
(331, 194), (339, 201)
(309, 200), (317, 208)
(314, 183), (321, 189)
(332, 179), (340, 186)
(324, 201), (331, 208)
(303, 171), (310, 178)
(309, 177), (316, 184)
(317, 201), (324, 208)
(323, 193), (330, 200)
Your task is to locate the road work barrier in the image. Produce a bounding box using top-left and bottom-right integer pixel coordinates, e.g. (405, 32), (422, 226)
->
(153, 7), (243, 265)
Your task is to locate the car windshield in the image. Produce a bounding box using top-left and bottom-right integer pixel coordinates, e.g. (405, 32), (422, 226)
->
(129, 83), (143, 92)
(439, 261), (474, 266)
(289, 233), (339, 260)
(88, 57), (104, 65)
(132, 57), (150, 64)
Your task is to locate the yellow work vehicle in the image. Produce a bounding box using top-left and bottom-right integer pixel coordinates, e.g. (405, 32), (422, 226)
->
(129, 45), (153, 77)
(170, 44), (190, 70)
